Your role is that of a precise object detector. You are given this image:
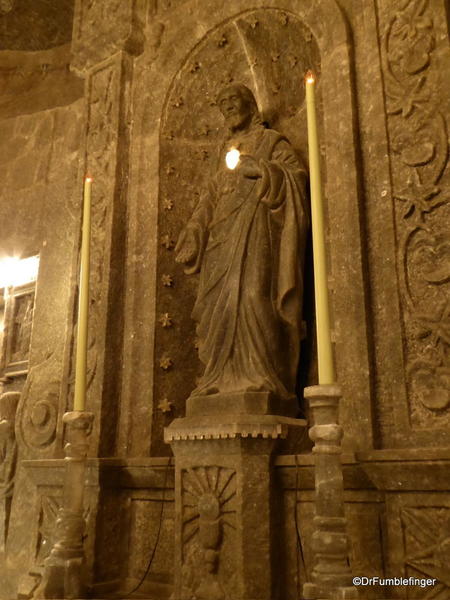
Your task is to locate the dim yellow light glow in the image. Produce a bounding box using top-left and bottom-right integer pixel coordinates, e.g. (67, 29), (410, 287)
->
(225, 148), (240, 170)
(0, 255), (39, 289)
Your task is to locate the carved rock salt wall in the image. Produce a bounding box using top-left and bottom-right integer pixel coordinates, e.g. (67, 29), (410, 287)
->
(0, 0), (448, 597)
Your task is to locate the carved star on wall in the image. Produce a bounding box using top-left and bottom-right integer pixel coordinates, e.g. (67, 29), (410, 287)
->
(198, 124), (211, 137)
(161, 274), (174, 287)
(158, 398), (173, 413)
(172, 97), (184, 108)
(217, 34), (228, 47)
(159, 313), (173, 328)
(163, 198), (174, 210)
(161, 235), (175, 250)
(159, 356), (173, 370)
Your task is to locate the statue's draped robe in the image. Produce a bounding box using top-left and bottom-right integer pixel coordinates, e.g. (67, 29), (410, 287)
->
(183, 125), (308, 400)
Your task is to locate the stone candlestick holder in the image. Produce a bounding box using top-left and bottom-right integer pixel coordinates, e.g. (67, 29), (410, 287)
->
(302, 385), (359, 600)
(34, 411), (94, 600)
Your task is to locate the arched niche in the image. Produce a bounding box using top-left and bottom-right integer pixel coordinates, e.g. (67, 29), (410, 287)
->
(125, 0), (371, 455)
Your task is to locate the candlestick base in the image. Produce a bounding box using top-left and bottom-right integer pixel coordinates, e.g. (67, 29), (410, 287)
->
(302, 385), (359, 600)
(33, 411), (94, 600)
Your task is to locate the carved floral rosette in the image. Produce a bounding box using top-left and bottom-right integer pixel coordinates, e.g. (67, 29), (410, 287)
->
(381, 0), (450, 428)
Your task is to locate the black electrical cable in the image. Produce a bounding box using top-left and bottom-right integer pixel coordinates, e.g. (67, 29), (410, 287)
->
(113, 456), (172, 599)
(294, 451), (307, 598)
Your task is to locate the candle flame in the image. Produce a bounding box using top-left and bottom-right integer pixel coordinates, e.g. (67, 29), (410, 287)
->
(305, 70), (315, 84)
(225, 148), (240, 170)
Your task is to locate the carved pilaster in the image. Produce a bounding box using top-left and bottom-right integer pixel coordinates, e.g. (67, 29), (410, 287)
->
(66, 0), (146, 456)
(377, 0), (450, 444)
(303, 385), (358, 600)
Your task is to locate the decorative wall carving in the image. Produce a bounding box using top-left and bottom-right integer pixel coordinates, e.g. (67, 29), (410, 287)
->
(180, 466), (237, 600)
(152, 7), (320, 452)
(401, 506), (450, 597)
(78, 61), (121, 394)
(16, 353), (59, 454)
(0, 391), (19, 551)
(380, 0), (450, 430)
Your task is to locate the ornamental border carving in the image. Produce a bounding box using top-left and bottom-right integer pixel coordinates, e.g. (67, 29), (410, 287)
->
(379, 0), (450, 434)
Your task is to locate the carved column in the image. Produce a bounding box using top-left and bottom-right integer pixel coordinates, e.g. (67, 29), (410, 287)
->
(303, 385), (358, 600)
(166, 413), (305, 600)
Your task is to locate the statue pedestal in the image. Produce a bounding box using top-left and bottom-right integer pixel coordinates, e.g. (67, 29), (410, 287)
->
(165, 412), (306, 600)
(186, 391), (298, 418)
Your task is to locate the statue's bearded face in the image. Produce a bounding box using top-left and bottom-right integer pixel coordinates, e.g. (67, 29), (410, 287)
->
(217, 88), (252, 131)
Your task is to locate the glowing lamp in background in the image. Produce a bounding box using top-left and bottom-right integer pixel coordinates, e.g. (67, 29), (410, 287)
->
(0, 255), (39, 289)
(225, 148), (240, 170)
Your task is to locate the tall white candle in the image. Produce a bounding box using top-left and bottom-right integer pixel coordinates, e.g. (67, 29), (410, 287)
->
(305, 72), (336, 385)
(73, 177), (92, 411)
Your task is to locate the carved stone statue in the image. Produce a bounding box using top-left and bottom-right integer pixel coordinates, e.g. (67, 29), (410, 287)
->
(175, 84), (309, 415)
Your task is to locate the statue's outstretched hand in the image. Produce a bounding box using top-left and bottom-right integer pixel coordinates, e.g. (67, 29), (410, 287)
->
(238, 155), (262, 179)
(175, 228), (198, 264)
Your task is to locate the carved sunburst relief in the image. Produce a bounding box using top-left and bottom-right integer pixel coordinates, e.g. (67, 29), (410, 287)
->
(179, 467), (238, 599)
(181, 466), (237, 548)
